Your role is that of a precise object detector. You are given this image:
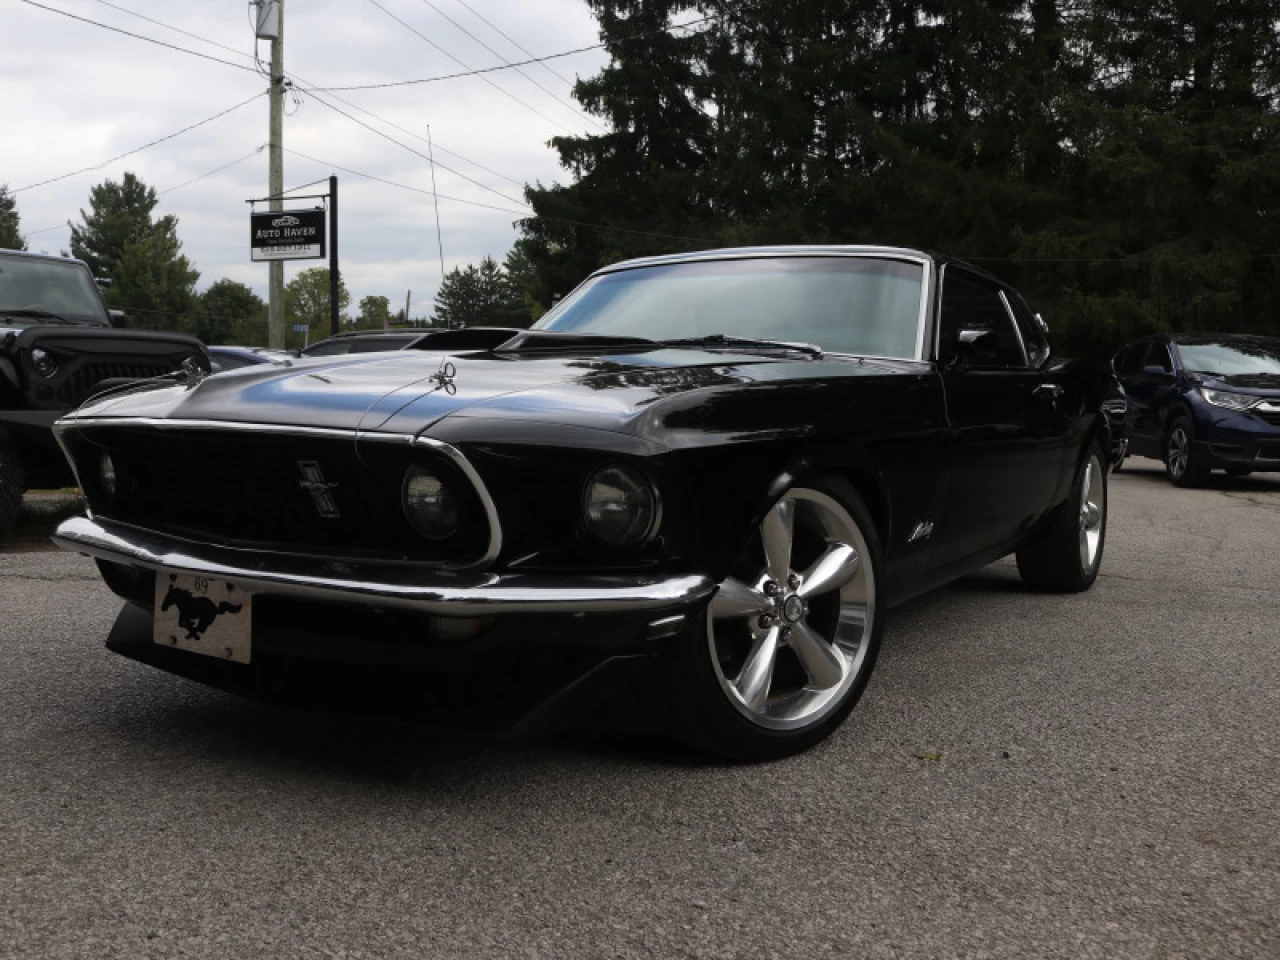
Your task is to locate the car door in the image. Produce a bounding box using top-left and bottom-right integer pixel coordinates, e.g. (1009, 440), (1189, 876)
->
(1120, 341), (1178, 452)
(931, 267), (1073, 569)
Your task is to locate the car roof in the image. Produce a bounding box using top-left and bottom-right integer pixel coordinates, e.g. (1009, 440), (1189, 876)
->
(310, 330), (425, 342)
(592, 244), (1015, 289)
(0, 248), (95, 269)
(1169, 332), (1280, 346)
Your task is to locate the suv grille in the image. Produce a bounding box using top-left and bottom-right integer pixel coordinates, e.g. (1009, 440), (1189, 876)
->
(58, 362), (176, 406)
(76, 427), (491, 565)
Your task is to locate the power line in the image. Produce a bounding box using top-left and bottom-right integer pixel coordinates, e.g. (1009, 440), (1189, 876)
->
(282, 147), (703, 244)
(16, 0), (261, 75)
(84, 0), (529, 194)
(415, 0), (606, 131)
(453, 0), (576, 87)
(365, 0), (574, 133)
(13, 92), (268, 194)
(312, 16), (715, 92)
(296, 85), (532, 208)
(23, 145), (268, 239)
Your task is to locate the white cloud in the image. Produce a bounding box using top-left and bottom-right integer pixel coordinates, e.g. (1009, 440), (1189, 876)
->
(4, 0), (609, 320)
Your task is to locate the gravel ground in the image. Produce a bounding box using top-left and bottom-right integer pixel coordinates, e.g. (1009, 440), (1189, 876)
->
(2, 461), (1278, 959)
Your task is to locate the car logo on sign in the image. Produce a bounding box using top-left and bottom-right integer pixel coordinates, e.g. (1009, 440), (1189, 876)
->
(272, 215), (301, 227)
(298, 461), (340, 518)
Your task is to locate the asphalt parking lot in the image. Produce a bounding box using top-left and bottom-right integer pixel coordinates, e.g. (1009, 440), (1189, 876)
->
(2, 461), (1278, 959)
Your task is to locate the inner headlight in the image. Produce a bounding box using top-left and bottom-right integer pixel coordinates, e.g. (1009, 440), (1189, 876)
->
(99, 453), (117, 499)
(31, 348), (57, 379)
(583, 464), (659, 546)
(1199, 388), (1262, 411)
(402, 466), (461, 540)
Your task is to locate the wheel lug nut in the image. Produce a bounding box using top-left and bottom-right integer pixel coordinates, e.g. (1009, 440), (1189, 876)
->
(763, 580), (781, 596)
(787, 573), (801, 590)
(758, 614), (776, 629)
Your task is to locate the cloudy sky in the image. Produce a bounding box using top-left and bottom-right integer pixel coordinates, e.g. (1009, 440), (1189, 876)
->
(4, 0), (612, 316)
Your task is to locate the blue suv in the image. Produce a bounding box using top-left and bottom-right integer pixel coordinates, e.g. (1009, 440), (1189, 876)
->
(1112, 334), (1280, 486)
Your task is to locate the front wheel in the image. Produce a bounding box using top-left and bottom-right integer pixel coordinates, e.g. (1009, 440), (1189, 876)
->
(0, 428), (28, 543)
(653, 477), (883, 761)
(1016, 445), (1107, 592)
(1165, 416), (1209, 487)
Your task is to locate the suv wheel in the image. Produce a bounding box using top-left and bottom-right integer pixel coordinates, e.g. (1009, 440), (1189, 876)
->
(0, 428), (27, 542)
(1165, 416), (1209, 487)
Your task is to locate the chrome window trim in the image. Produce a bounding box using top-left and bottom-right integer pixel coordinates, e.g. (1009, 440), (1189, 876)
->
(998, 291), (1031, 367)
(550, 251), (933, 363)
(55, 417), (504, 573)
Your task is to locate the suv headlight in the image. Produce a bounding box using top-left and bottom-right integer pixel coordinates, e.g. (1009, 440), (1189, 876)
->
(402, 465), (461, 540)
(1199, 388), (1262, 411)
(583, 465), (660, 546)
(31, 348), (57, 378)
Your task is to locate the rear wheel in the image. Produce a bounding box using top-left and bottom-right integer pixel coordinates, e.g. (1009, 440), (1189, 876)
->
(1165, 416), (1209, 487)
(1016, 445), (1107, 592)
(0, 428), (27, 543)
(654, 477), (883, 761)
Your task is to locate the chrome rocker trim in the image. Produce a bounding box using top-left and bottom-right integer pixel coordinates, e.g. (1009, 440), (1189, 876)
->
(53, 516), (716, 617)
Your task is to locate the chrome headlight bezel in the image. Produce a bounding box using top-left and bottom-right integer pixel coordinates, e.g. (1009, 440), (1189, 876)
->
(1199, 387), (1263, 412)
(30, 348), (57, 379)
(401, 465), (463, 541)
(581, 464), (661, 547)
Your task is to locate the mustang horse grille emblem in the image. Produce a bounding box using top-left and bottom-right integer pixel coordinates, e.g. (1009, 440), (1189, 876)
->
(298, 461), (341, 519)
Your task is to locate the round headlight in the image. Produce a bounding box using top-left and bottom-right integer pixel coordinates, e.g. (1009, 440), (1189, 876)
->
(99, 453), (117, 499)
(31, 348), (57, 379)
(583, 465), (659, 546)
(403, 466), (462, 540)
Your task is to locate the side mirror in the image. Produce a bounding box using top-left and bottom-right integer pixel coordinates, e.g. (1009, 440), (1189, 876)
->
(107, 309), (126, 328)
(953, 328), (1000, 364)
(1142, 364), (1169, 376)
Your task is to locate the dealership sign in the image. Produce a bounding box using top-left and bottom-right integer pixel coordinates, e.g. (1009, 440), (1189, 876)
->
(250, 208), (325, 261)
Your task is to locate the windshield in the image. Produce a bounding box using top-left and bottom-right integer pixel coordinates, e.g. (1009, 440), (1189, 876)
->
(1178, 339), (1280, 376)
(535, 257), (925, 359)
(0, 256), (109, 324)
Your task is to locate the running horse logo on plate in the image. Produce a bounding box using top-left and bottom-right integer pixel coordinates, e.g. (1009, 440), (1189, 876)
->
(298, 460), (340, 518)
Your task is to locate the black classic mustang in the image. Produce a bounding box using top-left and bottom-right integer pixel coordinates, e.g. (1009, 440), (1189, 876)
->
(52, 247), (1116, 760)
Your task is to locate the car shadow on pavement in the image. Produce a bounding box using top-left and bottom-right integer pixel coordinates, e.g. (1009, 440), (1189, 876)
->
(1115, 461), (1280, 492)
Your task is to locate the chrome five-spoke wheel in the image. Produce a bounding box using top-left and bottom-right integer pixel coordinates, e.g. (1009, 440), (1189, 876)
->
(1079, 456), (1105, 573)
(1167, 426), (1190, 479)
(708, 487), (876, 732)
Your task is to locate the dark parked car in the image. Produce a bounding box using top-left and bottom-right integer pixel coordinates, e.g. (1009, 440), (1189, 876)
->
(0, 249), (207, 540)
(300, 330), (426, 357)
(51, 247), (1118, 759)
(207, 346), (294, 373)
(1112, 333), (1280, 485)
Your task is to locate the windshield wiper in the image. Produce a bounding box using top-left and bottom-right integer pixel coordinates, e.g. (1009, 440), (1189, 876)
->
(1, 308), (79, 325)
(662, 334), (824, 357)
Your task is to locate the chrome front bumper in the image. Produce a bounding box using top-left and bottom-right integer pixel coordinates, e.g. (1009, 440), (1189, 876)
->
(53, 516), (715, 617)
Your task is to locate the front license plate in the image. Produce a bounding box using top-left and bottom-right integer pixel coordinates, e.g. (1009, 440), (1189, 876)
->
(153, 572), (253, 664)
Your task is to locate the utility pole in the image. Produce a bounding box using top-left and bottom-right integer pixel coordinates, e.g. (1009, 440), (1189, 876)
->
(267, 1), (285, 349)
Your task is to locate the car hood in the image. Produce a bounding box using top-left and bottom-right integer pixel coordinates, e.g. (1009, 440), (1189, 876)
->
(65, 342), (914, 437)
(1198, 372), (1280, 397)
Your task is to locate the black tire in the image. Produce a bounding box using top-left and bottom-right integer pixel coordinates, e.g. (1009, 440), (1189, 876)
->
(1225, 467), (1252, 478)
(0, 428), (27, 543)
(650, 475), (885, 762)
(1016, 443), (1107, 592)
(1164, 415), (1209, 487)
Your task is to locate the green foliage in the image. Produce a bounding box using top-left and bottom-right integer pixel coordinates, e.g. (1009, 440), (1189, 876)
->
(432, 255), (531, 329)
(69, 173), (160, 280)
(106, 220), (200, 333)
(0, 185), (24, 251)
(285, 267), (350, 349)
(355, 294), (392, 331)
(197, 279), (267, 345)
(521, 1), (1280, 360)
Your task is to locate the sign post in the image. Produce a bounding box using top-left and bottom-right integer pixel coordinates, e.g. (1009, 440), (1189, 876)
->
(291, 322), (310, 349)
(248, 177), (341, 341)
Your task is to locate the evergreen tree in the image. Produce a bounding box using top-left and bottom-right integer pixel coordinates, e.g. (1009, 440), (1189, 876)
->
(107, 223), (199, 333)
(0, 185), (24, 251)
(69, 173), (161, 280)
(356, 295), (392, 330)
(433, 256), (528, 328)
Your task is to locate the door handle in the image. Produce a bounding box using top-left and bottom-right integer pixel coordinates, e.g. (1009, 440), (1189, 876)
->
(1033, 383), (1065, 401)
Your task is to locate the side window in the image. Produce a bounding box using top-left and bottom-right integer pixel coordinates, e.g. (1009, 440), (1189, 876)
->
(938, 269), (1027, 367)
(1148, 342), (1174, 374)
(1007, 294), (1050, 367)
(1115, 344), (1144, 376)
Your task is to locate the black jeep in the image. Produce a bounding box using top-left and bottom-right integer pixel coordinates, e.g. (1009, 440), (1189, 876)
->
(0, 249), (207, 540)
